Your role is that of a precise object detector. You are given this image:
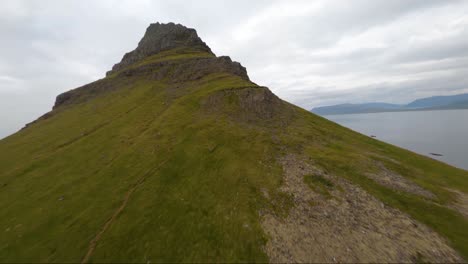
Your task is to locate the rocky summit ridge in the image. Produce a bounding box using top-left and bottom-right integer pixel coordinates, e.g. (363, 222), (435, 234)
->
(51, 23), (249, 112)
(107, 22), (213, 76)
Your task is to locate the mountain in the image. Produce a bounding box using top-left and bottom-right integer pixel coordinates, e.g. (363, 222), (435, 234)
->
(311, 102), (403, 115)
(312, 93), (468, 115)
(439, 100), (468, 109)
(0, 23), (467, 263)
(407, 93), (468, 108)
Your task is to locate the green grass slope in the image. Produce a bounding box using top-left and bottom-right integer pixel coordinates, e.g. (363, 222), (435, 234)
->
(0, 48), (467, 262)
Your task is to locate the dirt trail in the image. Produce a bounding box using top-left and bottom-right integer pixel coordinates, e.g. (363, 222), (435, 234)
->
(81, 159), (168, 263)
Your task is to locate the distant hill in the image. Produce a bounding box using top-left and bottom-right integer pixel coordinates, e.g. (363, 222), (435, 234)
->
(311, 102), (403, 115)
(407, 93), (468, 108)
(311, 93), (468, 115)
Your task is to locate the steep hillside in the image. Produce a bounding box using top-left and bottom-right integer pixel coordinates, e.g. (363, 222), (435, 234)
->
(0, 23), (467, 263)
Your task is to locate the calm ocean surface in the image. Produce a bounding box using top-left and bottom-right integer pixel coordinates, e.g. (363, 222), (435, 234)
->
(324, 109), (468, 171)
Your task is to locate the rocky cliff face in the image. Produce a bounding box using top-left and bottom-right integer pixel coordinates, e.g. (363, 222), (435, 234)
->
(106, 22), (213, 76)
(51, 23), (249, 110)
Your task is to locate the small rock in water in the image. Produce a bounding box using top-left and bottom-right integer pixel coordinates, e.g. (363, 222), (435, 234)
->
(430, 152), (443, 157)
(370, 135), (376, 138)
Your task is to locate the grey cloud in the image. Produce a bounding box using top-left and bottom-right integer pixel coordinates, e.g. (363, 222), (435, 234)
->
(292, 72), (468, 109)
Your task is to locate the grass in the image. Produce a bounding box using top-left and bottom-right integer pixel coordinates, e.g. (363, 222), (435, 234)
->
(0, 47), (467, 262)
(0, 53), (283, 261)
(303, 174), (334, 198)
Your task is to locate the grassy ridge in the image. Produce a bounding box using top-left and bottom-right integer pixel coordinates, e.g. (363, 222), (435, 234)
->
(0, 49), (467, 262)
(0, 66), (285, 261)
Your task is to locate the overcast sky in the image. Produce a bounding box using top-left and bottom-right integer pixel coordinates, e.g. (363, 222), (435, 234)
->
(1, 0), (468, 138)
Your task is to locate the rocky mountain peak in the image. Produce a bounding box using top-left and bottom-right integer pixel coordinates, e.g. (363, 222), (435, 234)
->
(107, 22), (213, 75)
(51, 23), (250, 110)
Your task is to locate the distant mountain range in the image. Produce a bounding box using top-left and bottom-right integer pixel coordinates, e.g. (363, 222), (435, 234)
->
(311, 93), (468, 115)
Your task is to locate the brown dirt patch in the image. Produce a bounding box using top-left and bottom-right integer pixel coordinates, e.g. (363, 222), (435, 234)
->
(447, 188), (468, 218)
(365, 162), (436, 199)
(261, 154), (462, 263)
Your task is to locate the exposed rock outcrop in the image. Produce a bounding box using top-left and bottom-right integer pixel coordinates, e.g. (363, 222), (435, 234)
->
(202, 86), (293, 124)
(51, 23), (249, 111)
(106, 22), (213, 76)
(114, 55), (249, 82)
(53, 55), (249, 110)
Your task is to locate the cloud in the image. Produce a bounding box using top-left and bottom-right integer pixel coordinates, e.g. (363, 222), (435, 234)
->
(0, 0), (467, 138)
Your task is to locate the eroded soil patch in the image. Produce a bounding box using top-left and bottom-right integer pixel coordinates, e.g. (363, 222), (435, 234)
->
(261, 154), (462, 263)
(365, 162), (435, 199)
(447, 188), (468, 218)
